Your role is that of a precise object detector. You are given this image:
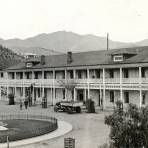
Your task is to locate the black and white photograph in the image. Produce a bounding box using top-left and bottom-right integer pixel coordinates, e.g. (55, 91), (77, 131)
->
(0, 0), (148, 148)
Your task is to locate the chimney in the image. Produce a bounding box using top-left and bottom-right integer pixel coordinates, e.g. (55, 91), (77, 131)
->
(67, 52), (73, 64)
(40, 55), (45, 65)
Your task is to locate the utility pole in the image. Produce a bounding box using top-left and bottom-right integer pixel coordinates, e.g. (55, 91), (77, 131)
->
(107, 33), (109, 50)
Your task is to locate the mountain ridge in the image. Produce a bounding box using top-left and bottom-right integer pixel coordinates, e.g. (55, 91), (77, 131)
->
(0, 31), (147, 55)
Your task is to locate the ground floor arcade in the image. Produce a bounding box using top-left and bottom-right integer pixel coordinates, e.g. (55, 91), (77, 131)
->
(0, 86), (147, 109)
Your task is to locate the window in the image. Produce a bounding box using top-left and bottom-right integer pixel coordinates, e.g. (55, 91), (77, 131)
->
(110, 91), (114, 103)
(44, 72), (47, 79)
(72, 90), (74, 100)
(142, 68), (145, 78)
(1, 73), (3, 78)
(113, 55), (123, 62)
(38, 88), (40, 98)
(63, 89), (65, 99)
(26, 62), (32, 68)
(142, 93), (146, 105)
(12, 73), (15, 79)
(34, 73), (38, 79)
(77, 71), (82, 79)
(69, 71), (73, 79)
(96, 69), (100, 78)
(109, 70), (114, 78)
(55, 89), (57, 99)
(20, 72), (23, 79)
(124, 92), (129, 103)
(26, 73), (30, 79)
(124, 69), (129, 78)
(62, 71), (65, 79)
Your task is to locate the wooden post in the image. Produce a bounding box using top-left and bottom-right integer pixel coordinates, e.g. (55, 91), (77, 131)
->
(107, 33), (109, 50)
(7, 136), (9, 148)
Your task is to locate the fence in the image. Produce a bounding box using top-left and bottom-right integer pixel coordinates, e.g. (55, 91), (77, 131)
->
(0, 114), (58, 143)
(0, 114), (57, 123)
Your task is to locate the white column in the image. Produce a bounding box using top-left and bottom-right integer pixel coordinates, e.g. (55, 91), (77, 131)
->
(23, 87), (25, 98)
(99, 84), (102, 106)
(65, 70), (67, 100)
(139, 67), (142, 107)
(32, 87), (35, 104)
(74, 88), (76, 101)
(73, 69), (76, 78)
(103, 68), (105, 109)
(103, 68), (105, 84)
(139, 67), (142, 84)
(51, 88), (53, 105)
(42, 87), (45, 98)
(23, 71), (25, 98)
(14, 72), (16, 94)
(32, 71), (35, 104)
(0, 86), (1, 100)
(53, 70), (55, 105)
(84, 88), (87, 101)
(140, 89), (142, 107)
(120, 68), (123, 101)
(7, 72), (9, 97)
(87, 69), (90, 99)
(42, 71), (44, 98)
(73, 69), (76, 101)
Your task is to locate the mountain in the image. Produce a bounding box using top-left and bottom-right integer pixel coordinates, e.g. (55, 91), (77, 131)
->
(0, 31), (144, 54)
(135, 39), (148, 47)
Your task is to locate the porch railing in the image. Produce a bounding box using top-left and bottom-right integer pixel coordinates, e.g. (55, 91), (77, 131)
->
(0, 78), (148, 86)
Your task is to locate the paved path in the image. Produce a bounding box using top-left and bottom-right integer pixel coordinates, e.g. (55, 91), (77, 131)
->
(0, 121), (72, 148)
(0, 101), (110, 148)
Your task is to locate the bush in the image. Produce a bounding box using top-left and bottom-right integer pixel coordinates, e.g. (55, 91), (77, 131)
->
(8, 93), (15, 105)
(105, 103), (148, 148)
(86, 99), (95, 113)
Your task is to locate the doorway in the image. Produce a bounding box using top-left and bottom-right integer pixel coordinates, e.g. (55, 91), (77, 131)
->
(77, 89), (84, 102)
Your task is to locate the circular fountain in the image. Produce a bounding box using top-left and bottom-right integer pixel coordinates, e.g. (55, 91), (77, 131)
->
(0, 121), (8, 131)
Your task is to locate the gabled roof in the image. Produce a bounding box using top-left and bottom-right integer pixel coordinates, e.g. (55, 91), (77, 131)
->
(6, 46), (148, 70)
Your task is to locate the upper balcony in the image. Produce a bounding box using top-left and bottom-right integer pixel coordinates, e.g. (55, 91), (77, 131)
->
(0, 78), (147, 89)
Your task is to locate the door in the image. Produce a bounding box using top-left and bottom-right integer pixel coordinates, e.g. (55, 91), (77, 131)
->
(77, 90), (84, 102)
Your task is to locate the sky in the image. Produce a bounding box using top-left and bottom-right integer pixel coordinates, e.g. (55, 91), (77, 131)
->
(0, 0), (148, 42)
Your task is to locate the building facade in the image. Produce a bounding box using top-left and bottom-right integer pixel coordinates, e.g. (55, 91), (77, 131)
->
(1, 47), (148, 109)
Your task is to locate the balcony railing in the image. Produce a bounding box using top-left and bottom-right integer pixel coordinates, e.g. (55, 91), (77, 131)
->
(122, 78), (140, 84)
(105, 78), (120, 84)
(0, 78), (148, 87)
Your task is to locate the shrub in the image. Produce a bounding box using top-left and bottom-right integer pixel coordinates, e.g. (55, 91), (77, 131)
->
(8, 93), (15, 105)
(105, 103), (148, 148)
(86, 99), (95, 113)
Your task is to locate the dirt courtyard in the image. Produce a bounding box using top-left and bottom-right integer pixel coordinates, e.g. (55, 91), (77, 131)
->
(0, 101), (110, 148)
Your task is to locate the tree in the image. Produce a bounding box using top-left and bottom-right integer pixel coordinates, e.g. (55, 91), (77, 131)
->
(105, 103), (148, 148)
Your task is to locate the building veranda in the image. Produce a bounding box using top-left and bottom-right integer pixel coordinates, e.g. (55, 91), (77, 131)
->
(0, 46), (148, 110)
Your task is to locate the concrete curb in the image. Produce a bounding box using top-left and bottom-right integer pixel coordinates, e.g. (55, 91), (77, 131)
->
(0, 121), (72, 148)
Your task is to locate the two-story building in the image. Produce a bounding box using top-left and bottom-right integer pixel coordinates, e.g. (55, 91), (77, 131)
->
(1, 46), (148, 109)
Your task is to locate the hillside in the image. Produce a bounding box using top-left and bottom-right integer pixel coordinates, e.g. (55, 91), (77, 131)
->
(0, 45), (22, 69)
(0, 31), (137, 54)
